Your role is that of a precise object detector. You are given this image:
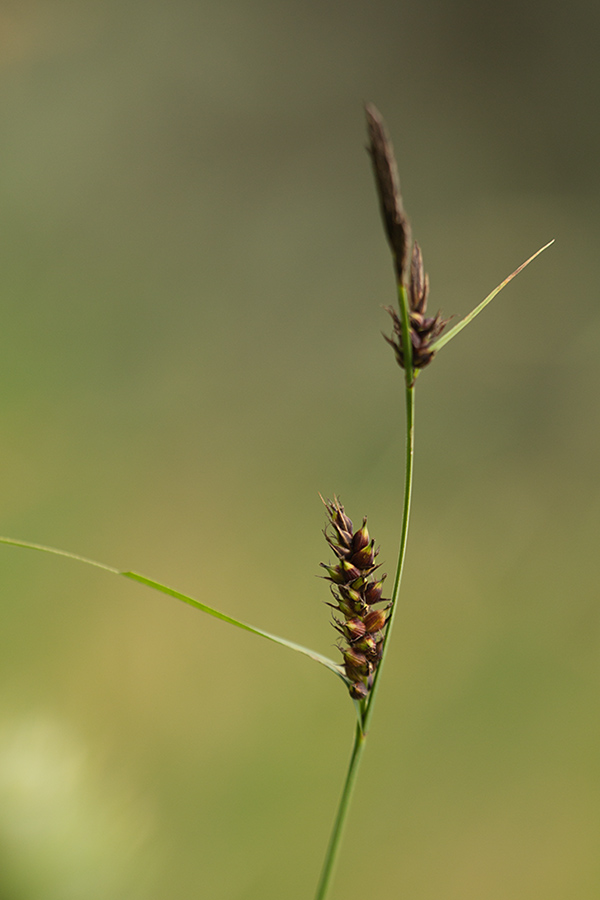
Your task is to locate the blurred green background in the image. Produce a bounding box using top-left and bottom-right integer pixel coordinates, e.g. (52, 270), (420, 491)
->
(0, 1), (598, 898)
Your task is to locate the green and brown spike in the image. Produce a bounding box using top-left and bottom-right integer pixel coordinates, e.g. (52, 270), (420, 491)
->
(320, 496), (390, 700)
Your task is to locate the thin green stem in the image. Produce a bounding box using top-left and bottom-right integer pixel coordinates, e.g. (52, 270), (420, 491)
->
(314, 720), (367, 900)
(363, 378), (414, 732)
(314, 284), (417, 899)
(363, 283), (415, 732)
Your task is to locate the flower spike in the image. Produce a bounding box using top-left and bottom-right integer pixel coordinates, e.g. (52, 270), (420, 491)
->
(321, 496), (390, 700)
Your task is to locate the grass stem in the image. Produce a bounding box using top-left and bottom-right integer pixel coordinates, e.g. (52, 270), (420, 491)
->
(313, 721), (367, 900)
(364, 284), (415, 732)
(314, 284), (416, 898)
(363, 393), (415, 733)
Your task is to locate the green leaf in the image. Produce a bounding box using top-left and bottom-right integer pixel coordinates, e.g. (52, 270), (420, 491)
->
(0, 536), (345, 681)
(429, 239), (555, 354)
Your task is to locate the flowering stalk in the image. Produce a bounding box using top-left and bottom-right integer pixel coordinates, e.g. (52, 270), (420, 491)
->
(0, 100), (553, 900)
(315, 107), (422, 900)
(315, 105), (551, 900)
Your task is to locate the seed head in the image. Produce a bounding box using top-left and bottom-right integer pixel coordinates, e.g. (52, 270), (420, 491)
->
(321, 496), (390, 700)
(365, 103), (411, 286)
(366, 104), (450, 373)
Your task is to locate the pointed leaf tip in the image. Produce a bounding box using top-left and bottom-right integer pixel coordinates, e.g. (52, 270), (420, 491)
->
(429, 239), (555, 354)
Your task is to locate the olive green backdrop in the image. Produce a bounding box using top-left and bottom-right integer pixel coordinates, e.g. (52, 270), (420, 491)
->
(0, 1), (598, 898)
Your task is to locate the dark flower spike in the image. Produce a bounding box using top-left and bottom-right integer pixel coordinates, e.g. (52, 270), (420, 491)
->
(367, 105), (554, 376)
(321, 496), (391, 699)
(365, 104), (449, 374)
(365, 103), (411, 286)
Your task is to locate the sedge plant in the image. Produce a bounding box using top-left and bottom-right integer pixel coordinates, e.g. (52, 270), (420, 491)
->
(0, 105), (552, 900)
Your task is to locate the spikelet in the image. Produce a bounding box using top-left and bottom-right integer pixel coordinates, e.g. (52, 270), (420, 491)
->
(365, 104), (449, 372)
(320, 496), (390, 700)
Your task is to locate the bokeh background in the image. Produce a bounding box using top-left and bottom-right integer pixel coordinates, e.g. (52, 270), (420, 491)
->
(0, 1), (598, 898)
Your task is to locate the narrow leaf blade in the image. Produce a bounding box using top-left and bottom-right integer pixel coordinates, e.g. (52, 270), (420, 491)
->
(430, 239), (555, 354)
(0, 535), (120, 573)
(122, 571), (345, 678)
(0, 536), (344, 680)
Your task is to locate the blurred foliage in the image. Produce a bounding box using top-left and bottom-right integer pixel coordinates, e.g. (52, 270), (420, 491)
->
(0, 1), (599, 898)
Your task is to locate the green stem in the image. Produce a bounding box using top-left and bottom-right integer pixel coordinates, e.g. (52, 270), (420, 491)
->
(363, 377), (415, 732)
(313, 720), (367, 900)
(314, 284), (416, 899)
(363, 284), (415, 732)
